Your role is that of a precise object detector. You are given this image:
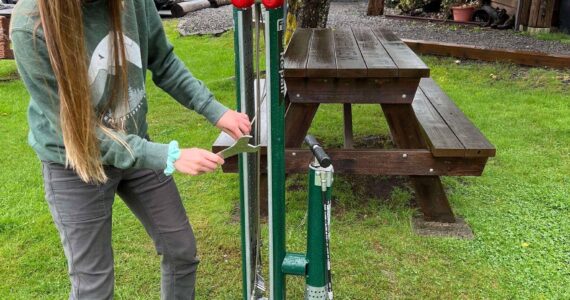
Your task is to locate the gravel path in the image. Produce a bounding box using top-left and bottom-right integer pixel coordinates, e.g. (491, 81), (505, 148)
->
(178, 5), (234, 36)
(178, 1), (570, 56)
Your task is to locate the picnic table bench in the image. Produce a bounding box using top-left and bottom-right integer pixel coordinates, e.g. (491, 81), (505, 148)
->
(0, 6), (14, 60)
(213, 27), (495, 223)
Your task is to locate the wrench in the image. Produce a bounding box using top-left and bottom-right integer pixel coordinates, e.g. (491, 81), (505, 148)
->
(217, 135), (260, 159)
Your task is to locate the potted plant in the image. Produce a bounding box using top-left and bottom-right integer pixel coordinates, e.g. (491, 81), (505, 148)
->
(443, 0), (478, 22)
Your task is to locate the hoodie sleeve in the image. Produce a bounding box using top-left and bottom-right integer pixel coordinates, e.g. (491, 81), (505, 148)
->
(11, 29), (170, 170)
(145, 0), (229, 125)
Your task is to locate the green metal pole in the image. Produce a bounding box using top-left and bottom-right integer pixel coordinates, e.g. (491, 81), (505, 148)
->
(264, 6), (286, 300)
(233, 7), (256, 300)
(305, 164), (334, 299)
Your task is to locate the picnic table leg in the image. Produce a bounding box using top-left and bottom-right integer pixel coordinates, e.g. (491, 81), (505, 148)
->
(381, 104), (456, 223)
(258, 101), (320, 215)
(343, 104), (354, 149)
(285, 102), (320, 147)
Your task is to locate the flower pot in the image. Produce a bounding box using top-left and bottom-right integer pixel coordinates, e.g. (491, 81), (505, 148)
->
(452, 6), (475, 22)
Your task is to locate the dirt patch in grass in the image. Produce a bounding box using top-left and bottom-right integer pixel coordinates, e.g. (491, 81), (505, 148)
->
(557, 74), (570, 85)
(509, 68), (531, 80)
(229, 201), (241, 224)
(412, 216), (474, 239)
(0, 71), (20, 82)
(365, 176), (401, 200)
(286, 181), (305, 192)
(354, 134), (393, 149)
(349, 175), (412, 203)
(229, 200), (269, 224)
(216, 242), (241, 258)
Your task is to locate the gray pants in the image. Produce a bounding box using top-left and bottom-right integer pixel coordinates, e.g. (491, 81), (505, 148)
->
(42, 162), (199, 300)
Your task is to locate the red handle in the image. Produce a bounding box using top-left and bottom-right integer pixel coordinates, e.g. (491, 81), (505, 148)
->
(231, 0), (254, 9)
(262, 0), (283, 9)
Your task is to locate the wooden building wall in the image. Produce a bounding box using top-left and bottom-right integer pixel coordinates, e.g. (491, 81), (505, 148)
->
(491, 0), (518, 15)
(517, 0), (560, 30)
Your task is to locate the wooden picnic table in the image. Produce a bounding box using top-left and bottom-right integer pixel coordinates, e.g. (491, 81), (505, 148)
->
(214, 27), (495, 223)
(283, 27), (430, 148)
(0, 5), (13, 60)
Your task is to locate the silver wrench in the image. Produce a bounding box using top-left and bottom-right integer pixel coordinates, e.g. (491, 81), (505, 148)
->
(217, 135), (260, 159)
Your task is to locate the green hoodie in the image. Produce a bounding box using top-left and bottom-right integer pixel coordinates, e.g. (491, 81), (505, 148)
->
(10, 0), (229, 170)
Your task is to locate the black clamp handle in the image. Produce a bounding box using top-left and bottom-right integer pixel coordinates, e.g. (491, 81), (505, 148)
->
(304, 135), (332, 168)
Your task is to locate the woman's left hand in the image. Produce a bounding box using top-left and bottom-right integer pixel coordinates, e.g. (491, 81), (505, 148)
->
(216, 110), (251, 139)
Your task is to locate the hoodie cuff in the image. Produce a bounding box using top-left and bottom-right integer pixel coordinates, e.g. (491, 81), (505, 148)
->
(143, 141), (170, 170)
(201, 99), (230, 125)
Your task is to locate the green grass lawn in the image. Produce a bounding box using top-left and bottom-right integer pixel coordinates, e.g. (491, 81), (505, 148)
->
(533, 32), (570, 44)
(520, 31), (570, 45)
(1, 20), (569, 299)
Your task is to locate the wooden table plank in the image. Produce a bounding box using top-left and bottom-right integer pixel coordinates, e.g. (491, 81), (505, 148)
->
(213, 148), (488, 177)
(286, 77), (419, 104)
(283, 29), (313, 78)
(419, 78), (496, 157)
(307, 29), (337, 77)
(333, 28), (367, 78)
(213, 79), (267, 148)
(374, 28), (401, 42)
(351, 27), (398, 77)
(371, 27), (430, 78)
(283, 149), (487, 176)
(412, 89), (466, 157)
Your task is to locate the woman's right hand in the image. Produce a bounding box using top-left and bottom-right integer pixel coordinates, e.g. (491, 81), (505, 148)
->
(174, 148), (225, 176)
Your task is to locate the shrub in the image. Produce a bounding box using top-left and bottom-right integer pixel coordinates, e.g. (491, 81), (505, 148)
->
(386, 0), (401, 9)
(441, 0), (479, 14)
(397, 0), (430, 12)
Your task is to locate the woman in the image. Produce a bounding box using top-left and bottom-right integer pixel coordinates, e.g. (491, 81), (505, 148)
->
(10, 0), (250, 298)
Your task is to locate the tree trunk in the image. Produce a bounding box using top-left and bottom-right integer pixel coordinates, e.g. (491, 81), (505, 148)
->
(298, 0), (332, 28)
(285, 0), (331, 44)
(171, 0), (211, 18)
(367, 0), (384, 16)
(209, 0), (232, 8)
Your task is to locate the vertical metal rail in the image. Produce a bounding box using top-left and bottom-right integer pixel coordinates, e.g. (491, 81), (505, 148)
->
(233, 4), (336, 299)
(305, 166), (328, 297)
(263, 4), (286, 300)
(306, 164), (334, 299)
(252, 4), (266, 299)
(233, 6), (257, 300)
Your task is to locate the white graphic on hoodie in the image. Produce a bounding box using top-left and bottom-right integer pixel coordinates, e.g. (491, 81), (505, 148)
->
(88, 32), (145, 124)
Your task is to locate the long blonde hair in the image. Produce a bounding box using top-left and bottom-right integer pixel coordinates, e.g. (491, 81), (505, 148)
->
(38, 0), (129, 184)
